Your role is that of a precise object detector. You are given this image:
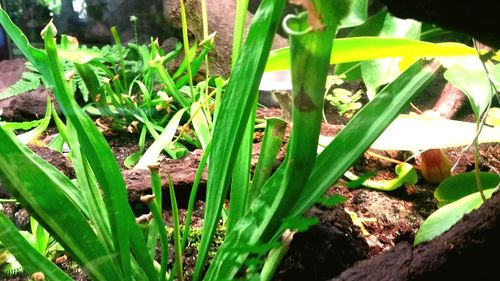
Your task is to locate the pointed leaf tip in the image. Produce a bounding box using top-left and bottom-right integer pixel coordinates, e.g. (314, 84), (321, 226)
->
(40, 19), (57, 40)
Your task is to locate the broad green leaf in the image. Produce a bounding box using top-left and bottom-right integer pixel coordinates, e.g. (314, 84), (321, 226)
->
(414, 188), (498, 245)
(347, 9), (387, 37)
(318, 114), (500, 151)
(486, 107), (500, 127)
(360, 13), (421, 98)
(434, 172), (500, 206)
(489, 63), (500, 88)
(444, 57), (496, 118)
(264, 37), (476, 73)
(333, 9), (387, 80)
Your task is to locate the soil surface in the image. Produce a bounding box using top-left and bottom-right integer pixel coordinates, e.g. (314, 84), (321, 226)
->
(1, 58), (499, 280)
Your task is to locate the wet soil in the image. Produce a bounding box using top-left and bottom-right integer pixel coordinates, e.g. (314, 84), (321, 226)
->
(1, 58), (499, 280)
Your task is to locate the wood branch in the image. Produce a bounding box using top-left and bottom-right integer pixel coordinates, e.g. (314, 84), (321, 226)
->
(330, 189), (500, 281)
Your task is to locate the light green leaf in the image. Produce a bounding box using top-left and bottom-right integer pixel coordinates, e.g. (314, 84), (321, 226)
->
(443, 57), (495, 118)
(344, 162), (417, 191)
(265, 37), (476, 73)
(415, 188), (498, 245)
(190, 102), (211, 150)
(360, 13), (421, 98)
(16, 98), (52, 144)
(318, 114), (500, 152)
(57, 48), (101, 64)
(134, 108), (187, 169)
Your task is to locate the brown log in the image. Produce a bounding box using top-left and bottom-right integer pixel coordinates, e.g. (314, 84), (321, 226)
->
(330, 189), (500, 281)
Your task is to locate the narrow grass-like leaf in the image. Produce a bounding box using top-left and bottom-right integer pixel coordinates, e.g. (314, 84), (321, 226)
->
(232, 0), (249, 67)
(135, 108), (187, 169)
(190, 102), (210, 150)
(0, 213), (73, 281)
(2, 10), (159, 280)
(179, 0), (195, 99)
(192, 1), (287, 279)
(204, 0), (340, 278)
(168, 176), (184, 281)
(65, 121), (114, 252)
(228, 100), (256, 231)
(154, 63), (190, 108)
(16, 97), (51, 144)
(0, 128), (122, 281)
(145, 196), (169, 281)
(41, 22), (135, 280)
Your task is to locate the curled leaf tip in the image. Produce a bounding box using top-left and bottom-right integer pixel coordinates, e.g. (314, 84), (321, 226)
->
(288, 0), (325, 31)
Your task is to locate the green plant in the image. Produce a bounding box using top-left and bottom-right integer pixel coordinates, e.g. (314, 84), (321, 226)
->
(0, 216), (63, 277)
(193, 1), (440, 279)
(324, 81), (363, 117)
(1, 20), (217, 164)
(0, 1), (498, 281)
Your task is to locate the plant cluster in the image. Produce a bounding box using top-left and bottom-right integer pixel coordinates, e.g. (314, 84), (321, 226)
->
(0, 0), (498, 281)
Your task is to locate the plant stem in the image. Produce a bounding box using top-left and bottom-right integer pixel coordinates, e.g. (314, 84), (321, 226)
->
(168, 176), (184, 281)
(248, 117), (287, 205)
(232, 0), (249, 67)
(179, 0), (195, 101)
